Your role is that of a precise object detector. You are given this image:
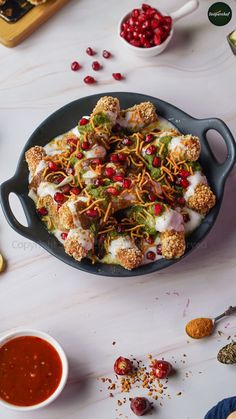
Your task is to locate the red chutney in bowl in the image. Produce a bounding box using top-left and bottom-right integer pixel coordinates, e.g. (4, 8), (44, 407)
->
(0, 336), (62, 407)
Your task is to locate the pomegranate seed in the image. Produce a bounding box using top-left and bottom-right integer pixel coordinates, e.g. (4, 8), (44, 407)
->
(183, 213), (190, 223)
(143, 41), (151, 48)
(37, 207), (48, 217)
(71, 61), (80, 71)
(110, 154), (119, 163)
(128, 17), (136, 26)
(152, 360), (172, 379)
(71, 187), (80, 195)
(145, 134), (153, 143)
(142, 3), (151, 12)
(120, 30), (126, 39)
(94, 178), (104, 186)
(112, 73), (123, 81)
(79, 118), (89, 126)
(151, 18), (159, 29)
(179, 169), (190, 178)
(154, 11), (164, 22)
(67, 137), (78, 146)
(123, 137), (133, 146)
(152, 156), (160, 168)
(106, 186), (119, 196)
(163, 16), (172, 26)
(103, 50), (111, 59)
(61, 232), (68, 240)
(123, 179), (131, 189)
(60, 185), (71, 194)
(86, 209), (98, 218)
(77, 152), (84, 159)
(105, 167), (115, 178)
(81, 141), (90, 150)
(142, 19), (151, 30)
(92, 158), (102, 165)
(54, 192), (65, 204)
(48, 161), (59, 171)
(84, 75), (96, 84)
(156, 244), (162, 255)
(114, 356), (133, 375)
(54, 175), (64, 184)
(92, 61), (101, 71)
(130, 397), (151, 416)
(154, 203), (163, 216)
(130, 39), (141, 47)
(133, 31), (140, 40)
(180, 178), (189, 188)
(154, 33), (162, 45)
(146, 145), (156, 155)
(146, 251), (156, 261)
(148, 193), (156, 202)
(132, 8), (140, 18)
(145, 235), (154, 244)
(86, 47), (95, 56)
(113, 174), (124, 182)
(117, 153), (126, 163)
(177, 197), (186, 206)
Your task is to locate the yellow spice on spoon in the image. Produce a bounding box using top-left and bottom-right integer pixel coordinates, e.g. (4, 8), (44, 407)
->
(185, 317), (214, 339)
(0, 254), (5, 273)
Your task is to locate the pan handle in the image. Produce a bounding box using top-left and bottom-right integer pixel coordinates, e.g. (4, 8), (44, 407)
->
(0, 177), (39, 242)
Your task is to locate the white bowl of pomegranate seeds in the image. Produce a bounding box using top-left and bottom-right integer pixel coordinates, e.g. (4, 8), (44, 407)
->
(119, 1), (199, 57)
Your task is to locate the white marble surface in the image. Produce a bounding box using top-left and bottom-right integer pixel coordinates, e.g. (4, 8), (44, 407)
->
(0, 0), (236, 418)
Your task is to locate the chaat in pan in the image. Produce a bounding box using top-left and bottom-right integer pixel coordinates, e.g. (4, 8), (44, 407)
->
(26, 96), (216, 270)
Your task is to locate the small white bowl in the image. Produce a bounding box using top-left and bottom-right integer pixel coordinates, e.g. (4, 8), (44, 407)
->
(118, 11), (174, 58)
(0, 329), (68, 411)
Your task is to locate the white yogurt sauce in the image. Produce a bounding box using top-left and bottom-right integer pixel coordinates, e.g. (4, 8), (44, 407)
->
(183, 208), (203, 235)
(85, 145), (106, 159)
(168, 136), (185, 152)
(44, 142), (63, 156)
(155, 209), (184, 232)
(82, 170), (97, 183)
(35, 160), (47, 175)
(28, 189), (38, 203)
(184, 171), (207, 200)
(108, 236), (134, 258)
(67, 228), (94, 251)
(37, 182), (57, 198)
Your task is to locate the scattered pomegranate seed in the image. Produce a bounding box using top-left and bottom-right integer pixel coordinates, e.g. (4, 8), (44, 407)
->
(113, 174), (124, 182)
(81, 141), (90, 150)
(114, 356), (133, 375)
(48, 161), (59, 171)
(154, 203), (163, 216)
(152, 156), (160, 167)
(102, 50), (111, 59)
(183, 213), (190, 223)
(86, 47), (95, 56)
(84, 75), (96, 84)
(94, 178), (104, 186)
(92, 158), (102, 165)
(79, 118), (89, 126)
(148, 193), (156, 202)
(77, 152), (84, 159)
(105, 167), (115, 178)
(86, 209), (98, 218)
(180, 178), (189, 188)
(36, 207), (48, 217)
(156, 243), (162, 255)
(146, 251), (156, 261)
(71, 187), (80, 195)
(123, 178), (131, 189)
(60, 185), (71, 194)
(145, 145), (156, 155)
(177, 196), (186, 206)
(130, 397), (151, 416)
(67, 137), (78, 146)
(54, 192), (65, 204)
(92, 61), (101, 71)
(123, 137), (133, 146)
(54, 175), (65, 185)
(179, 169), (190, 178)
(61, 232), (68, 240)
(110, 154), (119, 163)
(152, 360), (172, 379)
(112, 73), (123, 81)
(145, 235), (154, 244)
(117, 153), (126, 163)
(106, 186), (119, 196)
(71, 61), (80, 71)
(145, 134), (153, 143)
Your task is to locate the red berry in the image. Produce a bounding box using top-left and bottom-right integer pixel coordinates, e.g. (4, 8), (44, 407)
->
(146, 251), (156, 261)
(103, 50), (111, 59)
(71, 187), (80, 195)
(53, 175), (65, 185)
(37, 207), (48, 217)
(113, 174), (124, 182)
(54, 192), (65, 204)
(77, 152), (84, 159)
(71, 61), (80, 71)
(130, 397), (151, 416)
(61, 232), (68, 240)
(152, 156), (160, 168)
(106, 186), (119, 196)
(180, 178), (189, 188)
(117, 153), (126, 163)
(110, 154), (119, 163)
(94, 178), (104, 186)
(156, 243), (162, 255)
(86, 47), (95, 56)
(81, 141), (90, 151)
(145, 134), (153, 143)
(79, 118), (89, 126)
(146, 145), (156, 155)
(92, 61), (101, 71)
(48, 161), (59, 171)
(154, 203), (163, 216)
(86, 209), (98, 218)
(60, 185), (71, 194)
(123, 179), (132, 189)
(179, 169), (190, 178)
(123, 137), (133, 146)
(152, 360), (172, 379)
(112, 73), (123, 81)
(105, 167), (115, 178)
(114, 356), (133, 375)
(84, 75), (96, 84)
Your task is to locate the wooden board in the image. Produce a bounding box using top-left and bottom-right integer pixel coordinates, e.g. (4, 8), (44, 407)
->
(0, 0), (69, 47)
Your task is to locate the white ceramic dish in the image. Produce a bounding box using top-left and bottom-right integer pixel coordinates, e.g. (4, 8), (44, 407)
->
(0, 329), (68, 411)
(118, 0), (199, 57)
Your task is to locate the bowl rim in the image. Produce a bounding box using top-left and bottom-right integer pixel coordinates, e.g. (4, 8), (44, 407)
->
(0, 92), (235, 277)
(0, 329), (68, 411)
